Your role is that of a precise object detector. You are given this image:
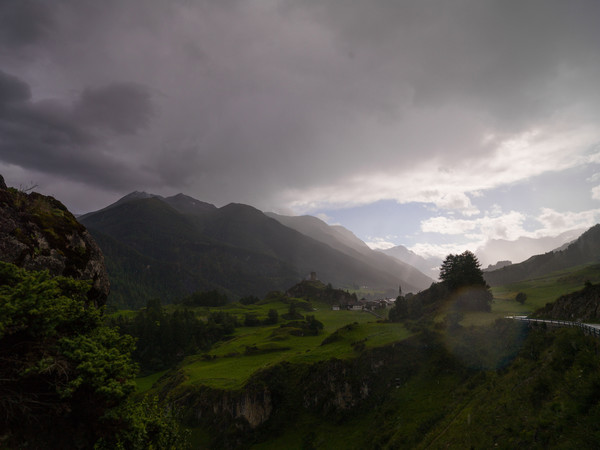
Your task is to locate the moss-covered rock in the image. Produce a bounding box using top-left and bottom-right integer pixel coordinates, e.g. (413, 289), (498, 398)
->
(0, 177), (109, 306)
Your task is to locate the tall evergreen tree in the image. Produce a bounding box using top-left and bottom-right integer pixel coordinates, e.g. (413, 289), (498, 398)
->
(439, 250), (486, 290)
(439, 251), (492, 312)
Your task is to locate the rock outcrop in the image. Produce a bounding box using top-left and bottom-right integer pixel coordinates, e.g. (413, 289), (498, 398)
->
(165, 334), (452, 449)
(533, 281), (600, 322)
(0, 176), (109, 306)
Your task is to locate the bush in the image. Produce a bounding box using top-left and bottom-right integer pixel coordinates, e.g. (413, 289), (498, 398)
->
(244, 313), (261, 327)
(265, 308), (279, 325)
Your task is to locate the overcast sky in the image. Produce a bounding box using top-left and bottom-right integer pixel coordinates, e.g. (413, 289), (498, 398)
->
(2, 0), (600, 263)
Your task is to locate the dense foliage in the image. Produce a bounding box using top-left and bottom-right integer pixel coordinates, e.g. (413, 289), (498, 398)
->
(439, 250), (487, 289)
(0, 262), (186, 448)
(418, 326), (600, 448)
(109, 298), (238, 373)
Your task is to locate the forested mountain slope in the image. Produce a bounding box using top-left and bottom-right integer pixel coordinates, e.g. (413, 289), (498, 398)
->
(267, 212), (433, 291)
(81, 193), (431, 307)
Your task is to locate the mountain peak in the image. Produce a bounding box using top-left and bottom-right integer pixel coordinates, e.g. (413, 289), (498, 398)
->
(78, 191), (163, 220)
(163, 194), (216, 216)
(123, 190), (159, 200)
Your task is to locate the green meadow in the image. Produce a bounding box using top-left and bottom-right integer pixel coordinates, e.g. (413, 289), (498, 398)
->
(178, 300), (410, 390)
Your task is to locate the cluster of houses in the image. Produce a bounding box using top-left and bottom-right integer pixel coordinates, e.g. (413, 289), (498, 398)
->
(332, 298), (396, 311)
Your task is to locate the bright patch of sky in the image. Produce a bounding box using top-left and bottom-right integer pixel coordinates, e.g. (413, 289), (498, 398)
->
(311, 160), (600, 259)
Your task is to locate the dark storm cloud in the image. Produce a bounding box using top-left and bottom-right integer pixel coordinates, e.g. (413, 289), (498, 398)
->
(1, 0), (600, 213)
(0, 0), (54, 47)
(0, 71), (155, 189)
(297, 0), (600, 130)
(0, 71), (31, 103)
(75, 83), (153, 134)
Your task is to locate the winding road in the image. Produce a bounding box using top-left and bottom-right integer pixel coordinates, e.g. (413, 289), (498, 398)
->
(506, 315), (600, 338)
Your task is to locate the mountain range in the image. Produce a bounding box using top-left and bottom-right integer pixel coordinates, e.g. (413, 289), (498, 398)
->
(474, 229), (584, 268)
(381, 245), (443, 280)
(79, 190), (599, 308)
(381, 230), (584, 281)
(80, 193), (433, 307)
(483, 224), (600, 286)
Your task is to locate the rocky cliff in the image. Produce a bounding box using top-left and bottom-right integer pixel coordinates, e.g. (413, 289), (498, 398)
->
(163, 332), (462, 449)
(0, 175), (109, 306)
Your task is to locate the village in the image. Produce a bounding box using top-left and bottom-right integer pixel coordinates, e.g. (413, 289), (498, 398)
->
(331, 297), (396, 311)
(293, 272), (397, 312)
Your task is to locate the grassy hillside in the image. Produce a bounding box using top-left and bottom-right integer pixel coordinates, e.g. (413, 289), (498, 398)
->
(143, 298), (407, 391)
(490, 263), (600, 317)
(138, 263), (600, 393)
(418, 326), (600, 448)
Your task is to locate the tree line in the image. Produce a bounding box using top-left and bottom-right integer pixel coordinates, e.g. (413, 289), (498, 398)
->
(107, 298), (238, 373)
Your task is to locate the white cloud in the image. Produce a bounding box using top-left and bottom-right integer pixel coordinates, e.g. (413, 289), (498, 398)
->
(286, 124), (599, 217)
(432, 192), (480, 216)
(592, 185), (600, 200)
(408, 242), (478, 260)
(420, 216), (478, 235)
(587, 173), (600, 183)
(489, 204), (503, 216)
(315, 213), (338, 225)
(535, 207), (600, 234)
(365, 236), (397, 250)
(419, 207), (600, 249)
(421, 210), (527, 240)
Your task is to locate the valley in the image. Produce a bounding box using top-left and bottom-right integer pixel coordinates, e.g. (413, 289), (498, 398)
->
(4, 3), (600, 448)
(124, 262), (600, 448)
(3, 180), (600, 448)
